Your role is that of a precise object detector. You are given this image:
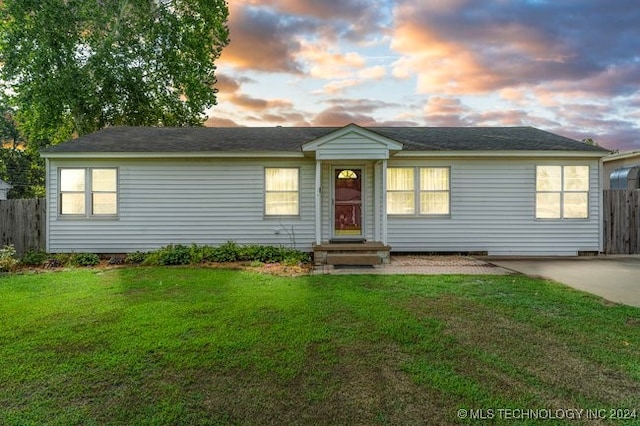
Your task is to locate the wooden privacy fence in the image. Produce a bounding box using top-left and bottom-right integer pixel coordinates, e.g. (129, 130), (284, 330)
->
(0, 198), (46, 256)
(603, 189), (640, 254)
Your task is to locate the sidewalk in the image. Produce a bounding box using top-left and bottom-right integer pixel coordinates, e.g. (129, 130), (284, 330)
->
(313, 255), (512, 275)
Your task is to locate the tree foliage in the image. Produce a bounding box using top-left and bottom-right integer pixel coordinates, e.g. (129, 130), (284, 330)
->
(0, 0), (230, 148)
(0, 107), (45, 198)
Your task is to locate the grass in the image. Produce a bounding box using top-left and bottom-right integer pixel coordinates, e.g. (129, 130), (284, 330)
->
(0, 267), (639, 425)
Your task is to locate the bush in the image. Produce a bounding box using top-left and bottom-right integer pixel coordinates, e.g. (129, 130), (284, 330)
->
(52, 253), (72, 266)
(208, 241), (241, 263)
(21, 249), (48, 266)
(143, 244), (192, 266)
(125, 243), (310, 267)
(70, 252), (100, 267)
(242, 245), (284, 263)
(125, 251), (148, 264)
(0, 245), (19, 272)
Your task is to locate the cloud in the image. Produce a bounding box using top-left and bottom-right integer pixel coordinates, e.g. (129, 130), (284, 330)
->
(204, 117), (242, 127)
(316, 80), (362, 95)
(390, 0), (640, 96)
(300, 42), (366, 79)
(220, 1), (391, 74)
(358, 65), (386, 80)
(314, 66), (387, 95)
(311, 98), (409, 126)
(220, 4), (310, 73)
(267, 0), (391, 40)
(422, 97), (471, 126)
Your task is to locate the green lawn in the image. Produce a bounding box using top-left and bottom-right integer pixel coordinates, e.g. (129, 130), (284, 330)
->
(1, 267), (638, 425)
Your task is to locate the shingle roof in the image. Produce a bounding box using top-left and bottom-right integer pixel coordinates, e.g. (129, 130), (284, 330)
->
(41, 125), (609, 154)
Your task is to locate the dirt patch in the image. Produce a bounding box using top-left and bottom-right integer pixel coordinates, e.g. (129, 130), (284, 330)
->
(15, 260), (313, 277)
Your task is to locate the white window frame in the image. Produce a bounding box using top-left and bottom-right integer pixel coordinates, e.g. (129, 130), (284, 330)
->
(59, 167), (118, 218)
(264, 167), (300, 217)
(387, 166), (451, 217)
(535, 165), (589, 220)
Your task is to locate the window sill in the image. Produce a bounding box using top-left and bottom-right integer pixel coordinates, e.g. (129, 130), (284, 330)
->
(387, 214), (451, 219)
(57, 215), (119, 221)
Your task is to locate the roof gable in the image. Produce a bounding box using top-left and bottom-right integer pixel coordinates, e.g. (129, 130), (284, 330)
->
(301, 124), (403, 160)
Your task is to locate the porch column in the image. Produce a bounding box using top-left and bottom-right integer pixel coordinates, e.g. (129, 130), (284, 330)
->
(381, 159), (388, 245)
(315, 159), (322, 245)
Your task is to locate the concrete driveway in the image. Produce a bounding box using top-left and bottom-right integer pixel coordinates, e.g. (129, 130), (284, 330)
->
(488, 256), (640, 307)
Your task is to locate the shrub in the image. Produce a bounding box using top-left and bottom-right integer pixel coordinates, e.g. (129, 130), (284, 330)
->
(143, 244), (192, 266)
(200, 245), (217, 262)
(242, 245), (283, 263)
(70, 252), (100, 267)
(0, 245), (19, 272)
(125, 251), (148, 264)
(209, 241), (241, 263)
(21, 249), (49, 266)
(52, 253), (72, 267)
(281, 248), (311, 265)
(188, 243), (205, 264)
(131, 243), (310, 267)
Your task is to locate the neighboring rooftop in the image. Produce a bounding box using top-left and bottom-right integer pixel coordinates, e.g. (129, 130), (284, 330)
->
(603, 150), (640, 162)
(41, 125), (610, 154)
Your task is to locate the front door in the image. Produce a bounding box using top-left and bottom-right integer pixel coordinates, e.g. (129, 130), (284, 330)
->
(334, 168), (362, 238)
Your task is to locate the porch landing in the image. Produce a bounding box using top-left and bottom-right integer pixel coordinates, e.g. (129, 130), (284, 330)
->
(313, 242), (391, 266)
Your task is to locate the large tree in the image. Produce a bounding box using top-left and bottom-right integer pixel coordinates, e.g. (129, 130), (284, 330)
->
(0, 0), (229, 148)
(0, 106), (44, 198)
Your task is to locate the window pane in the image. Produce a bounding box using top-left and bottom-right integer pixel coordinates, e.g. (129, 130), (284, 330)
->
(387, 168), (414, 191)
(61, 193), (85, 214)
(265, 168), (298, 191)
(564, 192), (588, 218)
(92, 169), (117, 191)
(420, 168), (449, 191)
(60, 169), (85, 192)
(536, 193), (561, 218)
(536, 166), (561, 191)
(265, 192), (298, 215)
(564, 166), (589, 191)
(93, 193), (117, 215)
(421, 192), (449, 215)
(387, 191), (415, 214)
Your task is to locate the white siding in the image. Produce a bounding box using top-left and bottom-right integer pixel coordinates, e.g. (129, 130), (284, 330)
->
(387, 157), (602, 256)
(48, 158), (316, 253)
(47, 155), (603, 256)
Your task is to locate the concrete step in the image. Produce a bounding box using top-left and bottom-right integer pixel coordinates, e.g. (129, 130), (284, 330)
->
(326, 253), (382, 266)
(314, 242), (390, 252)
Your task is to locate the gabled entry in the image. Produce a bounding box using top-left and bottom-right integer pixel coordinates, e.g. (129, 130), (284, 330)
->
(303, 123), (404, 246)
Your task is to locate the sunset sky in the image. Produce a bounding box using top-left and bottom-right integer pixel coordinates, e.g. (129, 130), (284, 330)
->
(207, 0), (640, 151)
